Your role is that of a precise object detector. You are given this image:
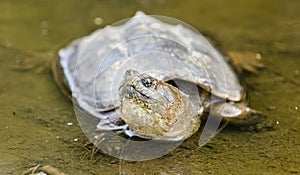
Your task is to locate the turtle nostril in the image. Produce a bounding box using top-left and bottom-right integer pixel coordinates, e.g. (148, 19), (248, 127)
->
(125, 69), (139, 77)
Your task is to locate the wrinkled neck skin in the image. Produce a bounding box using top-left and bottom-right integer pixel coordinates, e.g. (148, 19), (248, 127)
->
(119, 70), (200, 141)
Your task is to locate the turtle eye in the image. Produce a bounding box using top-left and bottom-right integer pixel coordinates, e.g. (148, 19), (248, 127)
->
(142, 78), (154, 88)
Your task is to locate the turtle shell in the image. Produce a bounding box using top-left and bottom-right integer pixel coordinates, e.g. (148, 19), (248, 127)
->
(56, 11), (243, 119)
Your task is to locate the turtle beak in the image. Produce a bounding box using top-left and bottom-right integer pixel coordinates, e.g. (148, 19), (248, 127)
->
(124, 69), (140, 79)
(122, 69), (140, 85)
(118, 69), (140, 91)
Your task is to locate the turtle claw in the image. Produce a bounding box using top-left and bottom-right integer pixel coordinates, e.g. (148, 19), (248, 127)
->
(212, 102), (273, 131)
(227, 51), (264, 74)
(227, 105), (274, 132)
(96, 109), (127, 131)
(235, 117), (275, 132)
(11, 52), (53, 73)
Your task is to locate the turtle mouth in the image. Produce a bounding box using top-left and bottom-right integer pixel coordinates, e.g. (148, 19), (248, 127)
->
(119, 84), (155, 112)
(120, 85), (151, 102)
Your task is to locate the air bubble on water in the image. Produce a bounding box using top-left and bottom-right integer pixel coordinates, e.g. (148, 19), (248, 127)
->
(40, 20), (48, 28)
(255, 53), (262, 60)
(276, 121), (280, 125)
(41, 29), (48, 36)
(295, 106), (299, 111)
(93, 17), (103, 26)
(267, 106), (276, 111)
(67, 122), (73, 126)
(73, 138), (79, 142)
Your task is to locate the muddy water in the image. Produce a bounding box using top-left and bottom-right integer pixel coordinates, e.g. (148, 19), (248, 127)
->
(0, 0), (299, 174)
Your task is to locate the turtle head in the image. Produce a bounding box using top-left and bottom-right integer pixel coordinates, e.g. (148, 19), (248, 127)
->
(118, 69), (200, 140)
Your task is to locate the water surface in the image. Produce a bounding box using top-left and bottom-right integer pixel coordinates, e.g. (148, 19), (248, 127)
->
(0, 0), (299, 174)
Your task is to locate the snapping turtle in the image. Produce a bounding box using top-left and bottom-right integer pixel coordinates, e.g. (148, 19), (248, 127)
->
(53, 11), (266, 141)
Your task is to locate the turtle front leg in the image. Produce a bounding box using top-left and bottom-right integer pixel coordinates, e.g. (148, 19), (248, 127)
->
(211, 103), (274, 131)
(227, 51), (264, 74)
